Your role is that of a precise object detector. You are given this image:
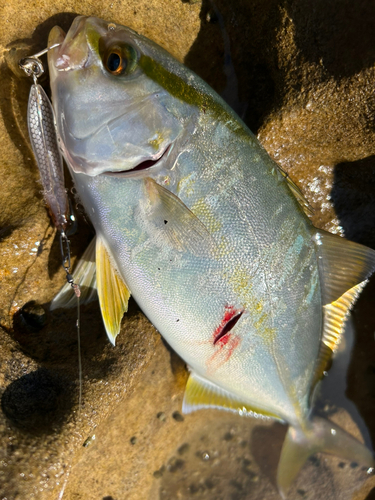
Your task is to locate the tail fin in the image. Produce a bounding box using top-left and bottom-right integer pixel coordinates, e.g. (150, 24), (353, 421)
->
(277, 417), (374, 498)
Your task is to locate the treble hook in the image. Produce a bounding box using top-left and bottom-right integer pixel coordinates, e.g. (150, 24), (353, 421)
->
(59, 230), (80, 297)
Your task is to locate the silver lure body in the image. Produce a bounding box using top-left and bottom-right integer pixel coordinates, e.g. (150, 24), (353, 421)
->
(27, 83), (68, 231)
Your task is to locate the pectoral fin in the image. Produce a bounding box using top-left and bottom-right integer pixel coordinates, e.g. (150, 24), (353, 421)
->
(50, 236), (97, 310)
(183, 370), (279, 420)
(96, 235), (131, 345)
(140, 177), (214, 256)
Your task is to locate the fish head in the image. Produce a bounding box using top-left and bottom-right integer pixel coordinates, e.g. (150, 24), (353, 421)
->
(48, 16), (194, 176)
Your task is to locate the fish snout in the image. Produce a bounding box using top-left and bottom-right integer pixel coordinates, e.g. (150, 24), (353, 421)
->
(48, 17), (89, 72)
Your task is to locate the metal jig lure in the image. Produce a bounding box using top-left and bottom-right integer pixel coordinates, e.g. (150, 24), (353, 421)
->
(19, 45), (79, 291)
(19, 46), (82, 413)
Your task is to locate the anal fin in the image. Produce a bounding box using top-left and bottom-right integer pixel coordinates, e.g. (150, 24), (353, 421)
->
(183, 370), (279, 420)
(96, 235), (131, 345)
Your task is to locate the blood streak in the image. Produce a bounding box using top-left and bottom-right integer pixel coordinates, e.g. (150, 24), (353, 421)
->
(206, 305), (244, 373)
(213, 305), (243, 345)
(207, 334), (241, 373)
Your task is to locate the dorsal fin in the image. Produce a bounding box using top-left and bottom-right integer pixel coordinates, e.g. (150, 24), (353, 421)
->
(182, 370), (279, 420)
(96, 235), (131, 345)
(277, 166), (313, 216)
(50, 236), (97, 310)
(310, 230), (375, 393)
(322, 281), (367, 352)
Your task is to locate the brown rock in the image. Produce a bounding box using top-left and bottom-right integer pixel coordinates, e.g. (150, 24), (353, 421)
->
(1, 1), (375, 499)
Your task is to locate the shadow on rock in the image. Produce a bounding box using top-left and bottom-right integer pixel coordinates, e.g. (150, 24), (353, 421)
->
(13, 298), (111, 370)
(1, 367), (74, 435)
(366, 486), (375, 500)
(184, 0), (281, 134)
(324, 156), (375, 450)
(12, 292), (142, 372)
(326, 157), (375, 449)
(331, 155), (375, 249)
(250, 422), (286, 488)
(346, 276), (375, 450)
(289, 0), (375, 79)
(0, 224), (18, 242)
(185, 0), (375, 135)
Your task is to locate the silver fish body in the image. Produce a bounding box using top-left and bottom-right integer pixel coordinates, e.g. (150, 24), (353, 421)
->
(48, 16), (375, 495)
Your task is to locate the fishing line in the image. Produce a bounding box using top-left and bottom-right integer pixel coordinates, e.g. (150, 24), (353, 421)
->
(60, 231), (83, 418)
(76, 290), (82, 418)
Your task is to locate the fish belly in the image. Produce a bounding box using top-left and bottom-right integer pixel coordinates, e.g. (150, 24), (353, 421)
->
(72, 122), (321, 425)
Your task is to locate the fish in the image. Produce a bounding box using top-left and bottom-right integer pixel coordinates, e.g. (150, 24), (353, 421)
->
(47, 16), (375, 496)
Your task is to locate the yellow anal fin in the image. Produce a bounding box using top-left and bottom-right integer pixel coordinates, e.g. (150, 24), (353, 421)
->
(182, 370), (279, 420)
(50, 236), (97, 310)
(142, 177), (214, 256)
(96, 236), (131, 345)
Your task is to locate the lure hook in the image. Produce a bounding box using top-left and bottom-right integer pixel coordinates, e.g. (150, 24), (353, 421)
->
(59, 230), (81, 296)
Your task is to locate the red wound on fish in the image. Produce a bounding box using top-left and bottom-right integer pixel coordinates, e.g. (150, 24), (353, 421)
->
(213, 306), (243, 345)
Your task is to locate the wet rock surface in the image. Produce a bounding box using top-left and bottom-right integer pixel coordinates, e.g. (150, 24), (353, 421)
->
(1, 1), (375, 499)
(61, 338), (375, 500)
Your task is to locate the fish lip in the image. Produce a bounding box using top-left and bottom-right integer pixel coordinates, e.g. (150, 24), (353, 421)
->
(48, 25), (66, 48)
(101, 144), (172, 179)
(50, 17), (90, 72)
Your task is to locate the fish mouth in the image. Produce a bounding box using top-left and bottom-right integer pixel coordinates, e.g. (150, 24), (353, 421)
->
(102, 144), (172, 178)
(48, 17), (89, 72)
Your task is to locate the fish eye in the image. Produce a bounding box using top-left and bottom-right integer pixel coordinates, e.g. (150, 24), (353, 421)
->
(102, 42), (138, 76)
(106, 52), (124, 74)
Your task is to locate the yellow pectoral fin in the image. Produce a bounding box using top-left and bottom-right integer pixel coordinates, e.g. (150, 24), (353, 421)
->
(96, 236), (131, 345)
(182, 370), (280, 420)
